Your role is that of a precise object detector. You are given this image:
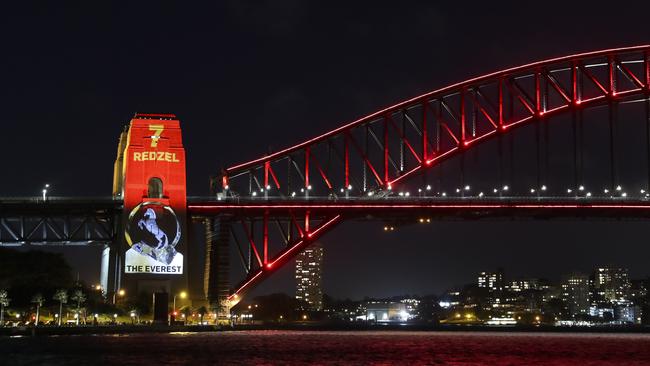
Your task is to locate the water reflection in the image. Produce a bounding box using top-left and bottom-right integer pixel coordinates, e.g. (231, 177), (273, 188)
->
(3, 330), (650, 365)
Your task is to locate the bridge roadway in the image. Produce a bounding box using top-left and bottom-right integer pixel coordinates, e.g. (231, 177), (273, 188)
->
(2, 195), (650, 223)
(2, 194), (650, 245)
(0, 197), (120, 246)
(187, 196), (650, 220)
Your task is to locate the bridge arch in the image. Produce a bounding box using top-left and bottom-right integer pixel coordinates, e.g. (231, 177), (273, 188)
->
(206, 45), (650, 303)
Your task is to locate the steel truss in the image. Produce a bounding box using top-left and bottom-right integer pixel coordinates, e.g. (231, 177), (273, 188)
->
(0, 198), (121, 246)
(213, 46), (650, 300)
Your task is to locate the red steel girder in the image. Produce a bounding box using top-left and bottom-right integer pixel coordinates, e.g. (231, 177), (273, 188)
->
(215, 45), (650, 301)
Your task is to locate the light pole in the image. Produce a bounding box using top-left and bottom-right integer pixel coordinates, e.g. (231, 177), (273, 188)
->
(172, 291), (187, 314)
(112, 289), (125, 305)
(42, 184), (50, 201)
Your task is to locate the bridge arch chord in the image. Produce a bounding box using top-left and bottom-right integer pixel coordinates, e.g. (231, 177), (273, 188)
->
(216, 45), (650, 300)
(221, 45), (650, 198)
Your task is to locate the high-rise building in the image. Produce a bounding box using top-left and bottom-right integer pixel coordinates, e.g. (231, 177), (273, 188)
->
(507, 278), (541, 292)
(477, 268), (505, 312)
(594, 267), (630, 302)
(295, 242), (323, 311)
(561, 273), (590, 317)
(478, 269), (504, 293)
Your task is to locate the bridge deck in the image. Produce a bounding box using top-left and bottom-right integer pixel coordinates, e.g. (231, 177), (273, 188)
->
(2, 196), (649, 218)
(0, 197), (122, 246)
(187, 197), (650, 220)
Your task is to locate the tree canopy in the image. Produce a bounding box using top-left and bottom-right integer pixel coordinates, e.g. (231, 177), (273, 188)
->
(0, 248), (74, 306)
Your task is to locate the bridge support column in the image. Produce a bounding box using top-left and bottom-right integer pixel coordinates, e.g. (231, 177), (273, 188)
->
(204, 218), (231, 324)
(99, 241), (122, 298)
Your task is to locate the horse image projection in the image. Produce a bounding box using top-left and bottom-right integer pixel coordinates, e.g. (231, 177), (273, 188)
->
(131, 207), (177, 264)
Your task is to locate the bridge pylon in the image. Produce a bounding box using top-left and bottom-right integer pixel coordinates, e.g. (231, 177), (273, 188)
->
(113, 113), (189, 313)
(204, 217), (231, 323)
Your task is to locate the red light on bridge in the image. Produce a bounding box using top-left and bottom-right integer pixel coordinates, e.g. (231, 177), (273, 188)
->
(217, 45), (650, 303)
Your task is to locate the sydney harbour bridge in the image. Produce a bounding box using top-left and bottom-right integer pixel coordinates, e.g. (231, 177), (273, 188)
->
(1, 45), (650, 319)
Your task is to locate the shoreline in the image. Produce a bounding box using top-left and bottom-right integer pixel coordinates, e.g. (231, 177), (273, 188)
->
(3, 323), (650, 337)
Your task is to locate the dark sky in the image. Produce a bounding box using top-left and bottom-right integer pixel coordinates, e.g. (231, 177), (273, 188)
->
(1, 1), (650, 299)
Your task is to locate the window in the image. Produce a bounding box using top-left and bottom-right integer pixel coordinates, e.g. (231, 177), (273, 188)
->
(148, 177), (163, 198)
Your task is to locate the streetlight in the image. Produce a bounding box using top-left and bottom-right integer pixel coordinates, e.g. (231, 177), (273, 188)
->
(173, 291), (187, 314)
(112, 289), (125, 305)
(42, 184), (50, 201)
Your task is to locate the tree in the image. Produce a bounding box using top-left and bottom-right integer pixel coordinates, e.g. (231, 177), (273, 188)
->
(0, 289), (10, 326)
(603, 311), (614, 322)
(415, 295), (441, 323)
(180, 306), (192, 324)
(128, 309), (139, 325)
(31, 293), (44, 326)
(197, 306), (208, 325)
(53, 289), (68, 326)
(71, 289), (86, 325)
(0, 248), (73, 308)
(543, 297), (567, 320)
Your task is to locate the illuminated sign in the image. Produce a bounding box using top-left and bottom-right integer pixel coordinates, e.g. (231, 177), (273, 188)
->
(133, 151), (180, 162)
(125, 202), (183, 274)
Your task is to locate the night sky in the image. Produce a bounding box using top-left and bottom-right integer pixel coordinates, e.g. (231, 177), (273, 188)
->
(2, 2), (650, 299)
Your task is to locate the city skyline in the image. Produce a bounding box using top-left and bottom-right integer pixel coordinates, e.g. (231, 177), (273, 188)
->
(226, 264), (647, 327)
(2, 1), (650, 302)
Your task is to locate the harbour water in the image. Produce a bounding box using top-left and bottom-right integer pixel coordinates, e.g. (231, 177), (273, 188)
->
(3, 330), (650, 365)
